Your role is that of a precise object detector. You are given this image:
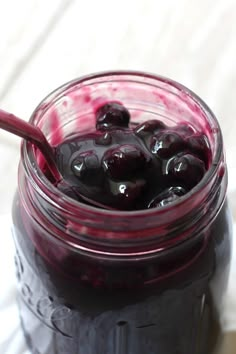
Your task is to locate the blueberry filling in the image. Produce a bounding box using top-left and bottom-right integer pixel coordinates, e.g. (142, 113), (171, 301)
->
(54, 102), (211, 210)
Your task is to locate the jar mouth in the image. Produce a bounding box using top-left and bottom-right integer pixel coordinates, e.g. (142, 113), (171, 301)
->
(23, 70), (223, 221)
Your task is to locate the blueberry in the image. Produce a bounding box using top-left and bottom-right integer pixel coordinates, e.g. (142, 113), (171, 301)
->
(71, 156), (86, 178)
(148, 186), (186, 208)
(54, 112), (210, 211)
(55, 141), (81, 173)
(176, 122), (195, 136)
(56, 180), (83, 201)
(150, 132), (185, 158)
(95, 132), (112, 146)
(96, 102), (130, 130)
(170, 153), (206, 189)
(187, 134), (210, 166)
(71, 152), (102, 184)
(135, 119), (166, 137)
(109, 179), (146, 209)
(102, 144), (150, 180)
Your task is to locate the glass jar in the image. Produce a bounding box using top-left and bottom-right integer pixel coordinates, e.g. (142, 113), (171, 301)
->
(12, 72), (232, 354)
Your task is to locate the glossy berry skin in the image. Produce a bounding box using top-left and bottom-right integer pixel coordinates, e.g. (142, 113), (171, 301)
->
(135, 120), (166, 137)
(54, 102), (211, 210)
(102, 144), (151, 180)
(176, 122), (195, 137)
(148, 186), (186, 208)
(187, 134), (211, 167)
(96, 102), (130, 130)
(150, 132), (186, 158)
(169, 153), (206, 189)
(109, 179), (147, 210)
(95, 132), (112, 146)
(72, 153), (100, 180)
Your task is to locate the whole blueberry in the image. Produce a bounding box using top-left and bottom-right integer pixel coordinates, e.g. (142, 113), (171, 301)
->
(170, 153), (206, 189)
(102, 144), (150, 180)
(135, 119), (166, 137)
(108, 179), (146, 210)
(150, 132), (185, 159)
(148, 186), (186, 208)
(96, 102), (130, 130)
(187, 134), (211, 166)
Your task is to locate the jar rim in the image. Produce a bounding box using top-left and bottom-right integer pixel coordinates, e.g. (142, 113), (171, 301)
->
(23, 70), (223, 221)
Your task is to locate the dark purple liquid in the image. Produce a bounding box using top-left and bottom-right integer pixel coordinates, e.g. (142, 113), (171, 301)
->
(12, 103), (231, 353)
(12, 197), (231, 354)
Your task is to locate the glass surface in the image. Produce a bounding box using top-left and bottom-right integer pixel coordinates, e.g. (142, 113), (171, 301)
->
(12, 72), (233, 354)
(13, 198), (232, 353)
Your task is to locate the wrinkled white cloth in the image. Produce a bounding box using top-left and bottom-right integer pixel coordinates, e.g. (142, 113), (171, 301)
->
(0, 214), (235, 354)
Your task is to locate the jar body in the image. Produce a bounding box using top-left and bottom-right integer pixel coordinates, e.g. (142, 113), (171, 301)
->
(12, 192), (232, 354)
(12, 72), (233, 354)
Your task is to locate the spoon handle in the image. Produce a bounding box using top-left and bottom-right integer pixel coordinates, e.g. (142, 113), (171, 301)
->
(0, 109), (40, 140)
(0, 109), (62, 182)
(0, 109), (113, 210)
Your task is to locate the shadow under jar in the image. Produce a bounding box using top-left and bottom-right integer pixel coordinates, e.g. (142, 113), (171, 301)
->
(12, 72), (232, 354)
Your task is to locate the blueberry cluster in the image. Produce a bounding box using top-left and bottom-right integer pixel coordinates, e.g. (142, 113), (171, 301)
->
(55, 102), (210, 210)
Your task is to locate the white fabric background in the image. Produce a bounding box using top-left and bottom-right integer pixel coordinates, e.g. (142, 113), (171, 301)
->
(0, 0), (236, 353)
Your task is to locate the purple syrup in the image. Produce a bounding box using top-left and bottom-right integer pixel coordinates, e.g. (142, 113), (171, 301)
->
(13, 196), (231, 354)
(53, 102), (211, 210)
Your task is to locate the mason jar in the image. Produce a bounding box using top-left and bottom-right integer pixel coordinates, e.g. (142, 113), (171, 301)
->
(12, 72), (232, 354)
